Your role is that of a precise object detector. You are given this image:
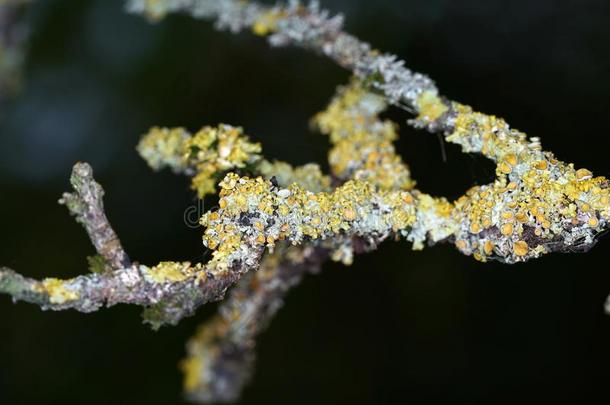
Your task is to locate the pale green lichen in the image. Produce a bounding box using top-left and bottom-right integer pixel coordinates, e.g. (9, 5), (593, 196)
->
(138, 124), (262, 198)
(136, 126), (191, 172)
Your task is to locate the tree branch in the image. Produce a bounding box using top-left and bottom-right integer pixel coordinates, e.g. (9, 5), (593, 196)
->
(128, 0), (610, 286)
(1, 2), (609, 403)
(0, 258), (264, 326)
(59, 162), (131, 270)
(181, 244), (327, 403)
(125, 0), (436, 112)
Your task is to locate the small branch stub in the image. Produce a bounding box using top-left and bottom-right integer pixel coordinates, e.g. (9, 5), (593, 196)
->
(59, 162), (130, 270)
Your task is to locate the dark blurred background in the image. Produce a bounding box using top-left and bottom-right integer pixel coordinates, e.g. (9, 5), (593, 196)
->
(1, 0), (609, 403)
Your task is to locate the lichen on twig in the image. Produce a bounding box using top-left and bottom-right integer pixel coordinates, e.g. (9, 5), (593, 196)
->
(59, 162), (131, 270)
(1, 1), (610, 403)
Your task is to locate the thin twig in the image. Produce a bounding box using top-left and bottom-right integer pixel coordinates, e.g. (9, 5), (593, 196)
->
(59, 162), (131, 270)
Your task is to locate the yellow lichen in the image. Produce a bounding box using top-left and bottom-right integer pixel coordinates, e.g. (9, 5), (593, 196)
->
(501, 223), (514, 236)
(137, 77), (610, 266)
(38, 278), (79, 304)
(137, 127), (190, 171)
(180, 355), (203, 392)
(313, 79), (415, 191)
(470, 222), (481, 234)
(534, 160), (548, 170)
(185, 125), (262, 198)
(498, 162), (512, 175)
(252, 9), (285, 36)
(138, 124), (262, 198)
(435, 100), (610, 260)
(513, 241), (529, 256)
(146, 262), (194, 284)
(415, 91), (448, 123)
(201, 173), (418, 259)
(505, 153), (518, 167)
(455, 239), (467, 251)
(576, 168), (592, 180)
(501, 211), (514, 220)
